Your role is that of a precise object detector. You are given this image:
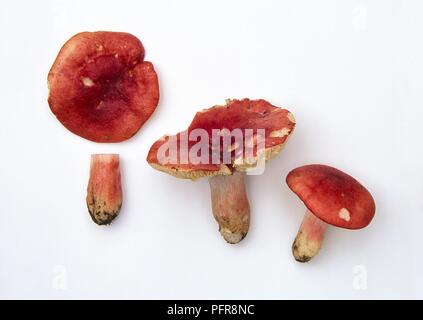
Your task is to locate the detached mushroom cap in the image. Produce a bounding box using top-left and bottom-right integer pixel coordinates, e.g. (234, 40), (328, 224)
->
(286, 164), (375, 229)
(48, 31), (159, 142)
(147, 98), (295, 179)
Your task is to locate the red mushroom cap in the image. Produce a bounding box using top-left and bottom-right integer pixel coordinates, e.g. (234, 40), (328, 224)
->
(147, 99), (295, 179)
(286, 164), (375, 229)
(48, 31), (159, 142)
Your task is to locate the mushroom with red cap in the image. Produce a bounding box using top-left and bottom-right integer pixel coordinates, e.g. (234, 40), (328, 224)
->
(147, 98), (295, 244)
(286, 164), (376, 262)
(48, 31), (159, 142)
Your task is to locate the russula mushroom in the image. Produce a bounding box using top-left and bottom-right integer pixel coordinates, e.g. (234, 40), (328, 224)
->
(86, 154), (122, 225)
(48, 31), (159, 142)
(286, 164), (376, 262)
(147, 98), (295, 244)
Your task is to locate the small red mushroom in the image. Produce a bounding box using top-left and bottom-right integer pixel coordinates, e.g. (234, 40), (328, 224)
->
(48, 31), (159, 142)
(286, 164), (376, 262)
(86, 154), (122, 225)
(147, 99), (295, 244)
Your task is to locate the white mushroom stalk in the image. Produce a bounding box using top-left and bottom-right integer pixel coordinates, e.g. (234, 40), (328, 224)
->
(209, 171), (250, 244)
(292, 210), (327, 262)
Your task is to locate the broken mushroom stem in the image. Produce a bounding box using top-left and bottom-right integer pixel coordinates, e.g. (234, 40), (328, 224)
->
(208, 171), (250, 244)
(86, 154), (122, 225)
(292, 210), (328, 263)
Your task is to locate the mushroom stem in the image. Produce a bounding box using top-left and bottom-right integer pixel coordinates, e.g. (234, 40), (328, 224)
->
(209, 171), (250, 244)
(292, 210), (327, 262)
(86, 154), (122, 225)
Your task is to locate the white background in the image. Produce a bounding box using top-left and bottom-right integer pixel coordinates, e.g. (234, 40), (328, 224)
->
(0, 0), (422, 299)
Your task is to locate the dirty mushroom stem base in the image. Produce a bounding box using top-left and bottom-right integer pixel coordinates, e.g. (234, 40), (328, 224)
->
(86, 154), (122, 225)
(208, 171), (250, 244)
(292, 210), (327, 263)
